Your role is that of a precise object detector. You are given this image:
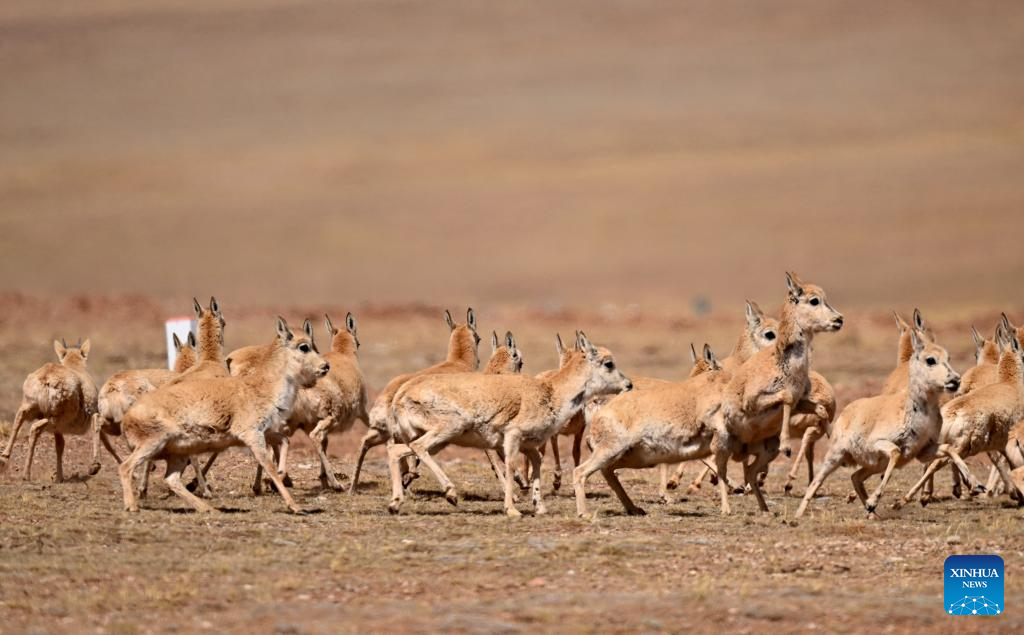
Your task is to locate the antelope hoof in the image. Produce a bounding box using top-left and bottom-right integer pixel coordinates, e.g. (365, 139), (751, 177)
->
(709, 474), (719, 486)
(866, 501), (877, 513)
(971, 485), (986, 496)
(783, 447), (792, 458)
(783, 483), (793, 494)
(387, 499), (402, 514)
(401, 471), (419, 489)
(281, 474), (294, 488)
(506, 507), (523, 519)
(951, 484), (962, 499)
(88, 462), (101, 476)
(444, 487), (459, 506)
(665, 479), (679, 491)
(552, 476), (561, 492)
(320, 476), (344, 492)
(124, 503), (140, 513)
(867, 511), (881, 521)
(846, 493), (857, 504)
(626, 506), (647, 517)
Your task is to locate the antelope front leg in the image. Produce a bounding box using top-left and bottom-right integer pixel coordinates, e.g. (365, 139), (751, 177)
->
(503, 432), (524, 518)
(99, 430), (123, 465)
(523, 447), (547, 515)
(685, 463), (711, 494)
(864, 441), (901, 516)
(785, 426), (820, 494)
(244, 433), (302, 514)
(714, 451), (731, 515)
(549, 436), (562, 493)
(310, 418), (344, 491)
(779, 400), (793, 458)
(893, 456), (948, 510)
(349, 426), (387, 495)
(386, 440), (414, 513)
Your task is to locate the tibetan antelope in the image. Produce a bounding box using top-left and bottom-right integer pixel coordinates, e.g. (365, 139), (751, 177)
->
(96, 331), (198, 464)
(348, 308), (481, 494)
(573, 343), (727, 517)
(230, 314), (369, 492)
(167, 297), (228, 384)
(1, 339), (101, 482)
(389, 331), (632, 517)
(118, 318), (329, 513)
(895, 316), (1024, 508)
(795, 329), (960, 518)
(712, 272), (843, 514)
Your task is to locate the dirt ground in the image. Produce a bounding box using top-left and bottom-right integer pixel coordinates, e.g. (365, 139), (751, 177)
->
(1, 298), (1023, 634)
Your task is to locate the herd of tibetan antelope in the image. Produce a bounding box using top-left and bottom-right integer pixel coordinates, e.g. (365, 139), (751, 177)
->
(2, 272), (1024, 521)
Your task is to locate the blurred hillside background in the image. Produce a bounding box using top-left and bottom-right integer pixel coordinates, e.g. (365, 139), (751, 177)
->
(1, 0), (1022, 312)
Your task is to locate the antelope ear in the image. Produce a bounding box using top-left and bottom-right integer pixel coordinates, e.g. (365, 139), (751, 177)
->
(346, 312), (357, 336)
(892, 311), (908, 334)
(554, 333), (565, 358)
(324, 314), (335, 336)
(910, 328), (924, 354)
(577, 331), (597, 358)
(970, 326), (983, 351)
(703, 343), (715, 365)
(303, 318), (314, 340)
(785, 272), (804, 300)
(505, 331), (516, 350)
(276, 316), (293, 341)
(912, 308), (924, 331)
(54, 339), (67, 360)
(444, 309), (455, 331)
(80, 339), (91, 360)
(193, 297), (203, 319)
(467, 308), (477, 332)
(745, 300), (763, 329)
(491, 330), (499, 352)
(187, 331), (197, 347)
(210, 296), (221, 316)
(689, 342), (698, 364)
(1010, 332), (1022, 354)
(1001, 312), (1015, 334)
(173, 333), (183, 351)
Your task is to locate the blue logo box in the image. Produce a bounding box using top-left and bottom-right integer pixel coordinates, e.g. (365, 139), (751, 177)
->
(945, 555), (1004, 616)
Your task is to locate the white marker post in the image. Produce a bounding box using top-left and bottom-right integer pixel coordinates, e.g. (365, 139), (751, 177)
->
(165, 316), (197, 370)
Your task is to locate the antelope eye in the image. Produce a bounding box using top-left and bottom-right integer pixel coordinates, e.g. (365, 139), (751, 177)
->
(925, 357), (936, 366)
(298, 343), (311, 353)
(809, 298), (820, 306)
(764, 331), (776, 341)
(603, 361), (615, 370)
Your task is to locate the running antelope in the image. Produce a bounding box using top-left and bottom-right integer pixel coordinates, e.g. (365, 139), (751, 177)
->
(895, 316), (1024, 508)
(348, 308), (480, 494)
(230, 314), (369, 492)
(795, 330), (960, 518)
(712, 272), (843, 514)
(96, 332), (198, 464)
(389, 331), (632, 517)
(118, 318), (329, 513)
(1, 339), (101, 482)
(573, 343), (727, 517)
